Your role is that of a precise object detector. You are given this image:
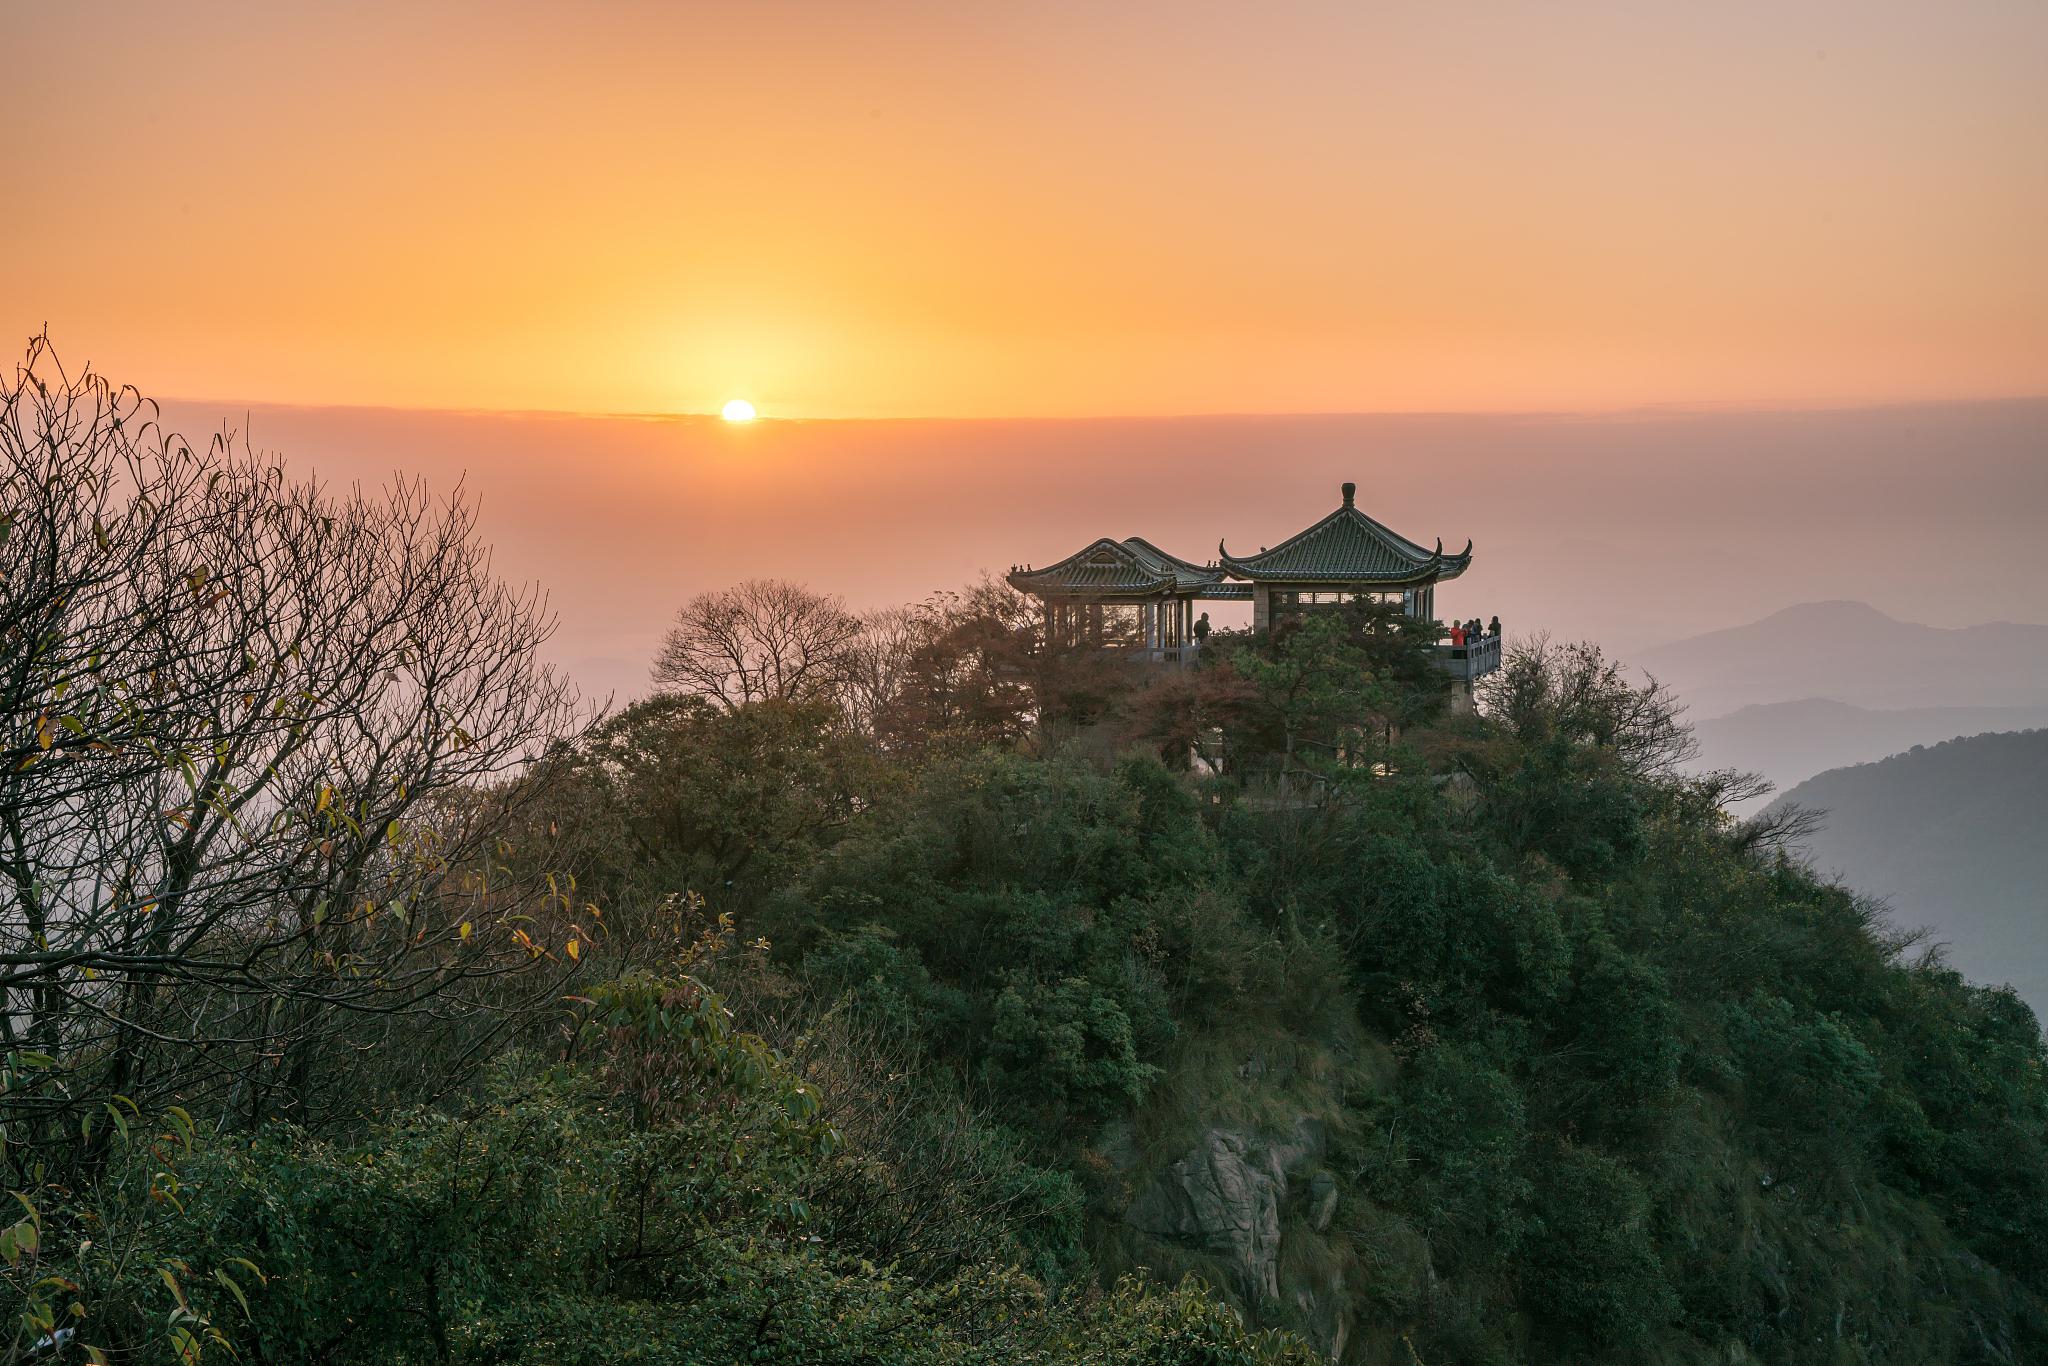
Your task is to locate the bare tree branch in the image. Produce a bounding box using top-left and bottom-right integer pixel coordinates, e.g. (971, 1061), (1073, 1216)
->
(651, 579), (860, 710)
(0, 334), (586, 1154)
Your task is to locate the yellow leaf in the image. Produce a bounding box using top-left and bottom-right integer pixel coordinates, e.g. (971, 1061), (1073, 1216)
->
(565, 938), (581, 962)
(458, 921), (472, 942)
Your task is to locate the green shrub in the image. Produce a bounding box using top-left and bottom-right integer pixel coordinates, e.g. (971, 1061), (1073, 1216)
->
(992, 974), (1164, 1121)
(1377, 1044), (1531, 1275)
(1522, 1144), (1676, 1353)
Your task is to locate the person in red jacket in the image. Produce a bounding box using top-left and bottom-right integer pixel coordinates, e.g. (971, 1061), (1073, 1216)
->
(1448, 621), (1467, 646)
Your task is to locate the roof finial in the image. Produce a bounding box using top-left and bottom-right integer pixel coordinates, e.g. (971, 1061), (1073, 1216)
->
(1341, 481), (1356, 508)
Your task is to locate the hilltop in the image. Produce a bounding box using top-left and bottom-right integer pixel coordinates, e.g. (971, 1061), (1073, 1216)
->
(1777, 729), (2048, 1018)
(1692, 697), (2048, 808)
(12, 350), (2048, 1365)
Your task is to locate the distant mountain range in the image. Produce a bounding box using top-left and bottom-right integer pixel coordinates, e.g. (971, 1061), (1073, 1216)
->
(1775, 730), (2048, 1020)
(1692, 698), (2048, 807)
(1637, 600), (2048, 721)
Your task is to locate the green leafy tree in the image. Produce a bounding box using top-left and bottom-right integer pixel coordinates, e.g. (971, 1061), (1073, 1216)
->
(531, 693), (878, 919)
(1221, 615), (1396, 778)
(991, 972), (1162, 1120)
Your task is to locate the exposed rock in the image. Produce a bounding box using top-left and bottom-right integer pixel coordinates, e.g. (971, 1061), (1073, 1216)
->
(1307, 1168), (1339, 1231)
(1125, 1121), (1323, 1305)
(1293, 1275), (1349, 1362)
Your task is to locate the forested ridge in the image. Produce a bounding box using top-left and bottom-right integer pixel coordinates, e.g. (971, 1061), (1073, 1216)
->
(1774, 729), (2048, 1020)
(5, 343), (2045, 1365)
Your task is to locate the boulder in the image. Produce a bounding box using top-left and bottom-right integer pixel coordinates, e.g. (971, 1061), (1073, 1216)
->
(1125, 1121), (1323, 1305)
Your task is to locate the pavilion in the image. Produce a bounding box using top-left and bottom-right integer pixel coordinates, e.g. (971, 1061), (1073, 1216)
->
(1007, 481), (1498, 684)
(1003, 535), (1222, 662)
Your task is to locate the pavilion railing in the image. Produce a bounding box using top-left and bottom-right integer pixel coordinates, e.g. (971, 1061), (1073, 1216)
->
(1088, 642), (1202, 666)
(1434, 632), (1502, 681)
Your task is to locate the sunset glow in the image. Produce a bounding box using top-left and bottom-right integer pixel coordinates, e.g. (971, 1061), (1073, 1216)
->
(6, 2), (2045, 418)
(9, 8), (2048, 1349)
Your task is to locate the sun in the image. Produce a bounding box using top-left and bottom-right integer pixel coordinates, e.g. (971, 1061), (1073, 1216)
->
(721, 398), (757, 422)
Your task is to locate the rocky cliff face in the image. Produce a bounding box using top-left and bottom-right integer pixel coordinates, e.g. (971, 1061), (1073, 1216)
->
(1125, 1120), (1348, 1357)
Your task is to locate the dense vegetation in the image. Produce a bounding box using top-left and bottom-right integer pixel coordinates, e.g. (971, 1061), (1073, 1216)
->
(5, 344), (2045, 1364)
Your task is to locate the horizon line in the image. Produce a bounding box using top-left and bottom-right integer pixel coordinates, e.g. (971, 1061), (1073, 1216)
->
(154, 390), (2048, 427)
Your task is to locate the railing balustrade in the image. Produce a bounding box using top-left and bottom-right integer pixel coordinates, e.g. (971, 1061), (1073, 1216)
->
(1434, 632), (1502, 679)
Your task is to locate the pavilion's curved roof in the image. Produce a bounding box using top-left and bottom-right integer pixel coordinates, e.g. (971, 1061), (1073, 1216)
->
(1218, 484), (1472, 585)
(1008, 537), (1224, 597)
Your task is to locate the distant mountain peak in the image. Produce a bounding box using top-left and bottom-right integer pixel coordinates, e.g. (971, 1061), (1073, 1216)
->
(1757, 600), (1900, 627)
(1714, 697), (1868, 721)
(1638, 599), (2048, 718)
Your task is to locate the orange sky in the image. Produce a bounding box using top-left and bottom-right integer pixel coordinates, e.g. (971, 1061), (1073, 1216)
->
(7, 1), (2046, 418)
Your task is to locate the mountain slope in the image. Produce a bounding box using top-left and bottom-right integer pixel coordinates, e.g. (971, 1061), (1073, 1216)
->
(1777, 729), (2048, 1017)
(1638, 601), (2048, 720)
(1692, 698), (2048, 806)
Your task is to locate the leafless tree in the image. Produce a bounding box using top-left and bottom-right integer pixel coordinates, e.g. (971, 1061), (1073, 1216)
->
(0, 334), (583, 1158)
(651, 578), (860, 710)
(839, 604), (924, 733)
(1732, 797), (1828, 856)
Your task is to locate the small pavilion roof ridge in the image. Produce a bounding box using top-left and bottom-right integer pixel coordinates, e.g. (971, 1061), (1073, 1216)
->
(1006, 534), (1220, 596)
(1217, 481), (1474, 585)
(1118, 535), (1227, 588)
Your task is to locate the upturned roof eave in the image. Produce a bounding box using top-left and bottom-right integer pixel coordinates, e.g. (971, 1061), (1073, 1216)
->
(1214, 559), (1453, 586)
